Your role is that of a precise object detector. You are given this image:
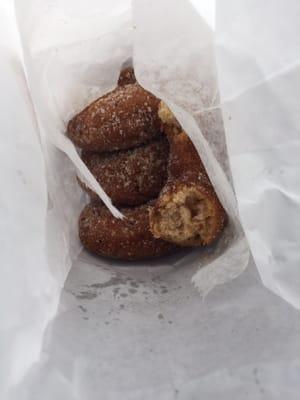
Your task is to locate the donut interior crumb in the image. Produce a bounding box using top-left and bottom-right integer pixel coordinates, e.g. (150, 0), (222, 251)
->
(151, 187), (217, 246)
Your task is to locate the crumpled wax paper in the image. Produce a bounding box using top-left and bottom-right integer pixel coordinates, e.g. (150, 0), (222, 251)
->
(0, 2), (63, 399)
(1, 0), (299, 398)
(215, 0), (300, 309)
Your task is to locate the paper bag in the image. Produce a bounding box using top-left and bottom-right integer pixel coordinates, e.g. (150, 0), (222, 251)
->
(1, 0), (299, 398)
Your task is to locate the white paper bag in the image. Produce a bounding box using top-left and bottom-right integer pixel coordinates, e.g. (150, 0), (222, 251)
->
(0, 2), (62, 398)
(2, 0), (300, 399)
(216, 0), (300, 308)
(14, 0), (249, 289)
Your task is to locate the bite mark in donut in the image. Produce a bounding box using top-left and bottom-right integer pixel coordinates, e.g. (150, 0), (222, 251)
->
(150, 102), (227, 247)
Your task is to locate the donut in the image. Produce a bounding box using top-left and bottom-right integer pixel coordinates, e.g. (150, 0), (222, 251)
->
(158, 101), (181, 130)
(67, 83), (162, 152)
(149, 102), (227, 247)
(118, 67), (136, 86)
(79, 137), (169, 206)
(79, 202), (176, 261)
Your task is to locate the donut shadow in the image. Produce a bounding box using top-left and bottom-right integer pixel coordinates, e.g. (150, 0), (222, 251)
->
(77, 239), (221, 275)
(78, 247), (193, 269)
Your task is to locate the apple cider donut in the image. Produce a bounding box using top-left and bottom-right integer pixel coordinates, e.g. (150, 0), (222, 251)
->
(79, 138), (169, 206)
(79, 202), (176, 261)
(149, 102), (227, 247)
(67, 83), (162, 152)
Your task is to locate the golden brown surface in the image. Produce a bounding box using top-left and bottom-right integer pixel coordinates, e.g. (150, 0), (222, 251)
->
(67, 83), (162, 152)
(150, 103), (227, 247)
(79, 202), (176, 261)
(80, 138), (169, 206)
(118, 67), (136, 86)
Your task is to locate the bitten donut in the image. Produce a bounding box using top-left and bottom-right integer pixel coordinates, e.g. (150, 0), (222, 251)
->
(79, 202), (176, 261)
(79, 138), (169, 206)
(67, 83), (162, 152)
(149, 103), (227, 247)
(118, 67), (136, 86)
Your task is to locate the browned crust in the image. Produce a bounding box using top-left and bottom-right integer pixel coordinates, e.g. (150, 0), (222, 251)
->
(149, 103), (227, 247)
(67, 83), (162, 152)
(79, 138), (169, 206)
(118, 67), (136, 86)
(79, 202), (176, 261)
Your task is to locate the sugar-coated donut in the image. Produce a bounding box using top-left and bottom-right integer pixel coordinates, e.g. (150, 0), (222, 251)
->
(79, 138), (169, 206)
(149, 103), (227, 247)
(79, 202), (176, 261)
(67, 83), (162, 152)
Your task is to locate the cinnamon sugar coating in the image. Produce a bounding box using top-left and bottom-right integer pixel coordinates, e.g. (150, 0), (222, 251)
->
(79, 202), (176, 261)
(67, 83), (162, 152)
(79, 138), (169, 206)
(118, 67), (136, 86)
